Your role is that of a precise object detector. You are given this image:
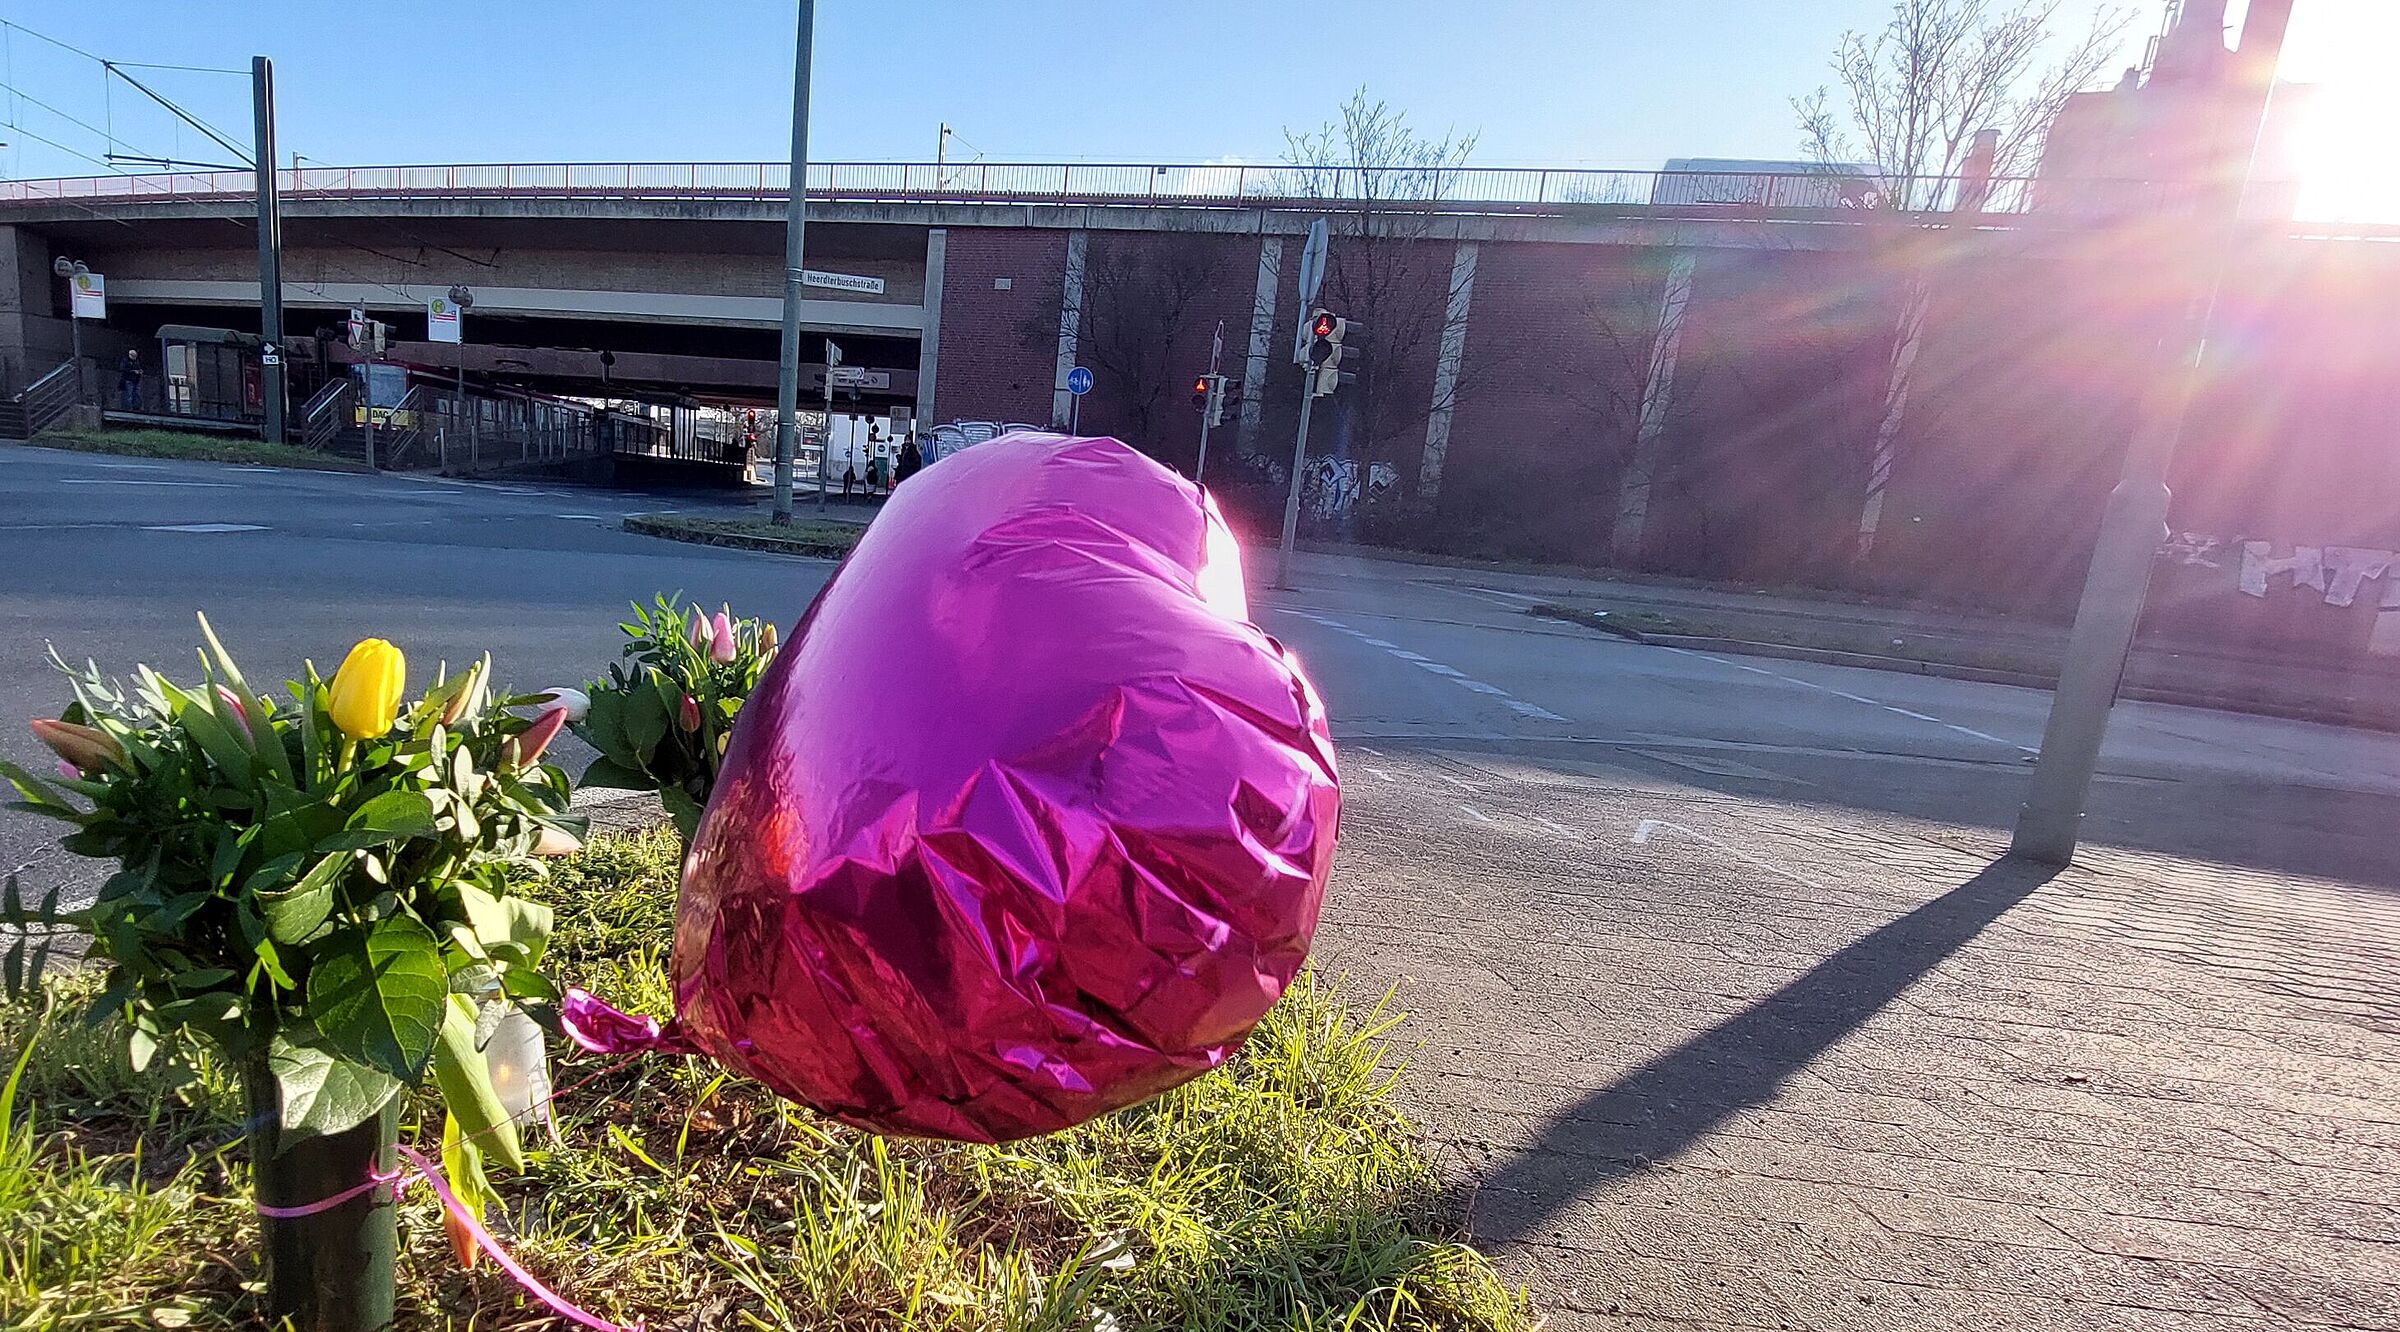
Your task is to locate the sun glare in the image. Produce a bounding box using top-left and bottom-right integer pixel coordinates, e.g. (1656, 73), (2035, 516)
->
(2280, 1), (2400, 224)
(2289, 81), (2400, 224)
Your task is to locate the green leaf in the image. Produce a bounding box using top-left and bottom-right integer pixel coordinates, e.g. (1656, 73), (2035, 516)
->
(315, 790), (438, 851)
(581, 688), (633, 762)
(268, 1031), (403, 1140)
(456, 883), (552, 970)
(157, 677), (253, 788)
(257, 853), (344, 945)
(625, 683), (671, 757)
(127, 1025), (158, 1072)
(429, 993), (523, 1172)
(306, 914), (447, 1080)
(0, 759), (82, 818)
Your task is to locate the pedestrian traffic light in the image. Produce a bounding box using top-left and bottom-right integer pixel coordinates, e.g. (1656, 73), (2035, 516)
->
(1306, 309), (1350, 397)
(1192, 376), (1212, 410)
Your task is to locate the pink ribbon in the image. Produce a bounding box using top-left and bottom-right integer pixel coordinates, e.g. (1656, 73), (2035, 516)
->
(561, 987), (698, 1055)
(253, 1143), (637, 1332)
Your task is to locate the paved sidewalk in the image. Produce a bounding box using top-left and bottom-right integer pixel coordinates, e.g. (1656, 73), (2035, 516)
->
(1290, 548), (2400, 729)
(1316, 744), (2400, 1331)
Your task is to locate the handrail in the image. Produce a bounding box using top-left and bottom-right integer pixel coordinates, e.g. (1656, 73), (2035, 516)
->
(10, 359), (82, 439)
(0, 160), (2091, 218)
(299, 377), (354, 451)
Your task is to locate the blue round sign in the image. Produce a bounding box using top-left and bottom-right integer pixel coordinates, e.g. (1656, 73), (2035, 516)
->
(1065, 366), (1094, 396)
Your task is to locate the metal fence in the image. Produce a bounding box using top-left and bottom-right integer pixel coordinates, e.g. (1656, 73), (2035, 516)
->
(0, 160), (2071, 218)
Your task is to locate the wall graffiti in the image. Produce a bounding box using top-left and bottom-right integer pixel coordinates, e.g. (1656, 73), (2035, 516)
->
(2202, 536), (2400, 657)
(1301, 459), (1398, 522)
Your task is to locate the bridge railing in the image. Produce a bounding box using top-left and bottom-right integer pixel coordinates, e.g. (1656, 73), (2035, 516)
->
(0, 160), (2058, 217)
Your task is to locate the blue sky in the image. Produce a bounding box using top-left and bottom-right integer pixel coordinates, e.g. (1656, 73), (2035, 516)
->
(0, 1), (2374, 180)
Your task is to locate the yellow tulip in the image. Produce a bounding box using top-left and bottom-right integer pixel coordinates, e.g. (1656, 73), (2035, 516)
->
(329, 638), (407, 740)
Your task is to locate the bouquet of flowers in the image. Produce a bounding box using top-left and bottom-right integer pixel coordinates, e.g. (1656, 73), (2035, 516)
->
(573, 595), (777, 839)
(0, 616), (585, 1321)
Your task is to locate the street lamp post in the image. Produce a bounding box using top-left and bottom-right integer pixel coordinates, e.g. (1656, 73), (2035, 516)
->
(2009, 0), (2295, 866)
(771, 0), (816, 526)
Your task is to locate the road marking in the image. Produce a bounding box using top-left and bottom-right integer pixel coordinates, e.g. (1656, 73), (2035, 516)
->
(1459, 805), (1494, 824)
(1362, 766), (1397, 783)
(1534, 816), (1578, 838)
(554, 513), (611, 521)
(1277, 608), (1570, 725)
(1632, 817), (1830, 892)
(1434, 772), (1478, 790)
(1946, 723), (2011, 744)
(76, 461), (168, 470)
(62, 478), (236, 488)
(1675, 646), (2024, 751)
(1829, 689), (1879, 704)
(1884, 706), (1940, 722)
(144, 523), (268, 533)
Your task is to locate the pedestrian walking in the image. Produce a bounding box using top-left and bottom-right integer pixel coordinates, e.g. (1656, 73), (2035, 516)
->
(117, 350), (143, 411)
(895, 437), (923, 485)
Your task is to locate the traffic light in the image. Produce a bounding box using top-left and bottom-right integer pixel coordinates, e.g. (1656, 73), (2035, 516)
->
(1305, 309), (1351, 397)
(1191, 374), (1230, 426)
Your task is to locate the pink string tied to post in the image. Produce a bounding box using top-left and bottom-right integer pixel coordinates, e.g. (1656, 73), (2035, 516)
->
(252, 1133), (640, 1331)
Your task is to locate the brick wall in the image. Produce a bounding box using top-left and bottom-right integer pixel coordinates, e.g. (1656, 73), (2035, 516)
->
(1439, 242), (1670, 562)
(931, 228), (1068, 427)
(1068, 230), (1262, 473)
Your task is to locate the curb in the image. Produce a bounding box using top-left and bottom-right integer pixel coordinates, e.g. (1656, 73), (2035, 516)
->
(621, 514), (856, 559)
(1528, 605), (2400, 734)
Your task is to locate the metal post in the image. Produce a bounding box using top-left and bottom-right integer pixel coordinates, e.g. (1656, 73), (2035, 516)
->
(252, 56), (287, 445)
(67, 309), (83, 405)
(2010, 0), (2293, 866)
(771, 0), (815, 526)
(820, 342), (834, 512)
(1196, 318), (1223, 481)
(1274, 382), (1317, 590)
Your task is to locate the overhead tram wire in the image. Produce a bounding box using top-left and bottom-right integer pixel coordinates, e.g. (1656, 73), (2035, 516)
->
(0, 18), (254, 165)
(0, 19), (243, 75)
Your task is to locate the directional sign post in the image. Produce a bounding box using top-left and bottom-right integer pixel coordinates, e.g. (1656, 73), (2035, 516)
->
(1065, 365), (1093, 434)
(1291, 217), (1328, 363)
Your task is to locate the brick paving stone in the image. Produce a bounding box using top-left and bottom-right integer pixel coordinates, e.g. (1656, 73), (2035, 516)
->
(1317, 743), (2400, 1330)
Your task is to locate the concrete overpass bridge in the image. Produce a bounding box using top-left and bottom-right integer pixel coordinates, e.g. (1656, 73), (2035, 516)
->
(0, 158), (2069, 416)
(3, 160), (2391, 652)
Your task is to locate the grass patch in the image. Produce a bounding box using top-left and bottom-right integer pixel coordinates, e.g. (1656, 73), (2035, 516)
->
(0, 826), (1534, 1330)
(36, 427), (369, 472)
(626, 512), (867, 558)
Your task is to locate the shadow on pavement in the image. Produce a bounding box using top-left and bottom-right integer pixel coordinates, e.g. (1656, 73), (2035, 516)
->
(1470, 855), (2059, 1245)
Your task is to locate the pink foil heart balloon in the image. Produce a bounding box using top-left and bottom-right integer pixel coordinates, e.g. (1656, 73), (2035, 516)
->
(665, 433), (1339, 1142)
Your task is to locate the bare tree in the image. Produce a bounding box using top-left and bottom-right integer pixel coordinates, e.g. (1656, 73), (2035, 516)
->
(1281, 90), (1482, 499)
(1795, 0), (2130, 208)
(1073, 234), (1229, 450)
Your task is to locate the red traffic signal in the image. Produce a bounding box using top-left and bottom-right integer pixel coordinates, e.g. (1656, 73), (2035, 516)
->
(1310, 311), (1337, 339)
(1192, 377), (1211, 408)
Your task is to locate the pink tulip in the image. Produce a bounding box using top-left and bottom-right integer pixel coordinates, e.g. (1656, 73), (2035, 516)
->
(678, 693), (702, 732)
(213, 684), (248, 726)
(503, 705), (568, 768)
(709, 612), (737, 663)
(56, 759), (79, 781)
(688, 607), (708, 646)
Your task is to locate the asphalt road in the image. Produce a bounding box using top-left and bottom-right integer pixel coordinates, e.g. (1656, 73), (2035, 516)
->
(7, 438), (2400, 900)
(0, 443), (836, 895)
